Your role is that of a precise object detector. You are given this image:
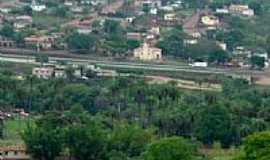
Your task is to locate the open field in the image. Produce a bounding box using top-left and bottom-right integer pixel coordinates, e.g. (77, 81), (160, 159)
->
(0, 118), (31, 146)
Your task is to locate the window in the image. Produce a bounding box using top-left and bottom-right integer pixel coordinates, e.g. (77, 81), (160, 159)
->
(14, 151), (18, 155)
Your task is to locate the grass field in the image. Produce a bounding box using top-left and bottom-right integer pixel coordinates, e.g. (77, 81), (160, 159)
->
(201, 143), (240, 160)
(0, 118), (31, 146)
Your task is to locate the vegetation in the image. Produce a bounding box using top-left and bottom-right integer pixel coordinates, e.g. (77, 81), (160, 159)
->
(0, 68), (267, 159)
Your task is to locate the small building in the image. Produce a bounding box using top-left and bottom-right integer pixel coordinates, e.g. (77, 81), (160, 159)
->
(190, 62), (208, 67)
(217, 42), (227, 51)
(184, 39), (198, 45)
(32, 67), (54, 79)
(229, 4), (254, 16)
(14, 15), (33, 30)
(216, 8), (229, 14)
(201, 15), (219, 26)
(55, 68), (66, 78)
(0, 3), (16, 13)
(127, 32), (143, 40)
(24, 35), (55, 50)
(242, 9), (254, 17)
(164, 13), (177, 21)
(149, 27), (160, 35)
(134, 42), (162, 61)
(0, 145), (30, 160)
(0, 36), (15, 47)
(31, 0), (46, 12)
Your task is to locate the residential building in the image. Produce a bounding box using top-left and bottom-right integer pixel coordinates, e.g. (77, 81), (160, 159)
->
(24, 35), (55, 50)
(0, 145), (30, 160)
(0, 36), (15, 47)
(229, 4), (254, 16)
(216, 8), (229, 14)
(127, 32), (143, 40)
(164, 13), (177, 21)
(201, 15), (219, 26)
(32, 67), (55, 79)
(14, 15), (33, 30)
(0, 3), (16, 13)
(217, 42), (227, 51)
(242, 9), (255, 16)
(134, 42), (162, 61)
(184, 39), (198, 45)
(31, 0), (46, 12)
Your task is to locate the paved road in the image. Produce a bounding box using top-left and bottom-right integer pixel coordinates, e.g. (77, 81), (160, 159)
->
(0, 53), (264, 78)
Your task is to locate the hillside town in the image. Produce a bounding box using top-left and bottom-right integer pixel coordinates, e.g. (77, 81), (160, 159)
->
(0, 0), (268, 68)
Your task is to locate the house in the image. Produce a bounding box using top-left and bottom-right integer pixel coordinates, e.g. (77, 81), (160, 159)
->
(32, 67), (55, 79)
(0, 36), (15, 47)
(127, 32), (143, 40)
(0, 3), (16, 13)
(54, 67), (66, 78)
(149, 27), (160, 35)
(77, 28), (92, 34)
(189, 62), (208, 67)
(242, 9), (254, 17)
(229, 4), (254, 16)
(150, 8), (158, 15)
(0, 145), (30, 160)
(251, 49), (268, 60)
(71, 6), (83, 13)
(126, 17), (135, 23)
(24, 35), (55, 50)
(31, 0), (46, 12)
(184, 39), (198, 45)
(164, 13), (177, 21)
(134, 42), (162, 61)
(233, 46), (251, 56)
(139, 0), (162, 8)
(217, 42), (227, 51)
(14, 15), (33, 30)
(216, 8), (229, 14)
(201, 15), (219, 26)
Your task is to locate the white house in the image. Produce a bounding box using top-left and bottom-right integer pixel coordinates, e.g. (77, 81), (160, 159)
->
(216, 8), (229, 14)
(31, 0), (46, 12)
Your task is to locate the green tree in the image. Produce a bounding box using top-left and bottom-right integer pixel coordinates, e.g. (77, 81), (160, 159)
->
(195, 104), (232, 147)
(22, 113), (65, 160)
(23, 5), (33, 16)
(143, 137), (198, 160)
(65, 119), (107, 160)
(157, 28), (184, 57)
(0, 24), (14, 38)
(250, 56), (265, 69)
(104, 19), (123, 35)
(108, 123), (154, 159)
(243, 131), (270, 160)
(67, 32), (97, 54)
(208, 49), (229, 64)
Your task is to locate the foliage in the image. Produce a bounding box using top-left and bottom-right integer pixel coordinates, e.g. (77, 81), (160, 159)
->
(143, 137), (198, 160)
(250, 56), (265, 69)
(66, 32), (97, 54)
(157, 27), (184, 57)
(242, 131), (270, 160)
(22, 112), (65, 160)
(108, 122), (154, 159)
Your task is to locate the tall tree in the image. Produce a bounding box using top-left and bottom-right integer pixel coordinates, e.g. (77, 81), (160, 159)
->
(144, 137), (198, 160)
